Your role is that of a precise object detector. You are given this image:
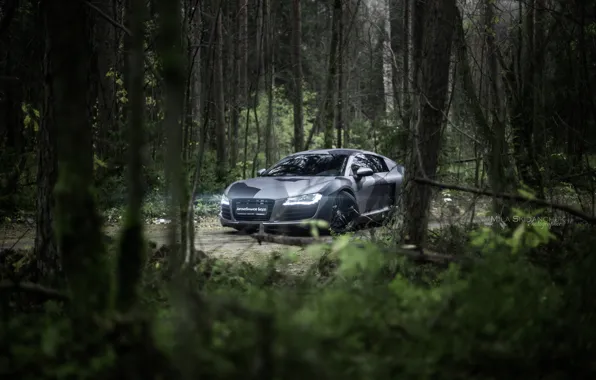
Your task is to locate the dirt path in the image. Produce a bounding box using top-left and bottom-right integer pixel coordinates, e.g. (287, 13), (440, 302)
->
(0, 216), (488, 252)
(0, 195), (493, 270)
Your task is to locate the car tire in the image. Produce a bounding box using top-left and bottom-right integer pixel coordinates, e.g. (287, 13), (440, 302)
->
(329, 191), (359, 234)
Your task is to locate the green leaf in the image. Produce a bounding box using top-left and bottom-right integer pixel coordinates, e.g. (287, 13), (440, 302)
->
(518, 188), (535, 200)
(94, 155), (107, 168)
(510, 224), (526, 253)
(532, 221), (555, 243)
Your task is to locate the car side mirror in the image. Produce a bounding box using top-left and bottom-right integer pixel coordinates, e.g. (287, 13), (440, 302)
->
(257, 168), (266, 176)
(355, 167), (373, 178)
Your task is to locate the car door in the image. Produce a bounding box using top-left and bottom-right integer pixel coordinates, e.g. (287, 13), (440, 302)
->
(365, 154), (393, 209)
(349, 153), (381, 214)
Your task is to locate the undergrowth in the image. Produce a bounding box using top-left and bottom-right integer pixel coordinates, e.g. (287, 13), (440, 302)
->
(2, 222), (596, 379)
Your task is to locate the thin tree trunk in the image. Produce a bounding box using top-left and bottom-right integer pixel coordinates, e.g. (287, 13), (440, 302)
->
(336, 0), (343, 148)
(159, 0), (188, 266)
(400, 0), (410, 153)
(323, 0), (341, 148)
(264, 0), (274, 166)
(117, 0), (146, 311)
(35, 8), (59, 281)
(291, 0), (304, 152)
(389, 0), (403, 113)
(214, 2), (227, 180)
(95, 0), (117, 161)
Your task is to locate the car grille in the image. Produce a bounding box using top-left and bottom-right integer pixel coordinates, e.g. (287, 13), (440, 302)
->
(232, 199), (274, 221)
(221, 205), (232, 220)
(277, 204), (318, 222)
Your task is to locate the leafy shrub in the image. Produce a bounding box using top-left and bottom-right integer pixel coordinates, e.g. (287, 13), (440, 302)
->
(2, 221), (596, 379)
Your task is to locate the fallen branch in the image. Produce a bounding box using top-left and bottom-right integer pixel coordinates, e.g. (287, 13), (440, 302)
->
(0, 280), (68, 301)
(413, 177), (596, 225)
(252, 232), (331, 247)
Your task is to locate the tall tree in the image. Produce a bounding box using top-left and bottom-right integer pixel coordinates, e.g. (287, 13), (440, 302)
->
(46, 0), (112, 311)
(159, 0), (188, 264)
(264, 0), (275, 166)
(336, 0), (344, 148)
(35, 9), (59, 281)
(291, 0), (304, 152)
(403, 0), (457, 245)
(214, 0), (227, 179)
(323, 0), (341, 148)
(117, 0), (146, 312)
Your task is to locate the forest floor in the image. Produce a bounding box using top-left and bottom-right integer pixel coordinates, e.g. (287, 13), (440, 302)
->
(0, 196), (492, 273)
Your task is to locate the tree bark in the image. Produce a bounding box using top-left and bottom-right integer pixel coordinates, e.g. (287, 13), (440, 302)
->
(95, 0), (118, 161)
(389, 0), (403, 112)
(291, 0), (304, 152)
(46, 0), (111, 312)
(159, 0), (188, 266)
(323, 0), (341, 148)
(264, 0), (274, 166)
(35, 15), (59, 281)
(117, 0), (146, 312)
(403, 0), (457, 245)
(214, 2), (227, 179)
(336, 0), (344, 148)
(454, 7), (514, 223)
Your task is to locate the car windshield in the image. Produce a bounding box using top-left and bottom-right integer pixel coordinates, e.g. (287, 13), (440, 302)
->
(263, 153), (347, 177)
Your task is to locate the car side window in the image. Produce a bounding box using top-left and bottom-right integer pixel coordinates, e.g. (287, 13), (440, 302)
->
(366, 154), (389, 172)
(350, 154), (375, 174)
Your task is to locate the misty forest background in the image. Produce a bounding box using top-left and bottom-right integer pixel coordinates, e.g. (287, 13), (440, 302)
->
(2, 0), (596, 378)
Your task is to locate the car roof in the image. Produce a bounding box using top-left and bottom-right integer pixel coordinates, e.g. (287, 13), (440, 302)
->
(290, 148), (384, 158)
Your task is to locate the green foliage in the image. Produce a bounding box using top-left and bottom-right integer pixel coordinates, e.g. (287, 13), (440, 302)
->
(4, 220), (596, 378)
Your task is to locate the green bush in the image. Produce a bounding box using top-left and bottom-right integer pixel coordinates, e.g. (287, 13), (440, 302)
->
(2, 222), (596, 379)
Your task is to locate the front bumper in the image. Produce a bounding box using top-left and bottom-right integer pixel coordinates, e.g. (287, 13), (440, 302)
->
(219, 196), (335, 231)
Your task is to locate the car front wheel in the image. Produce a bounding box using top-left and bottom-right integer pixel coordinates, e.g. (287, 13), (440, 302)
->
(329, 191), (359, 234)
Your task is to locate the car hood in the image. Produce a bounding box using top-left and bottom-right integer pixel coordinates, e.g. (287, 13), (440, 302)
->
(226, 176), (337, 200)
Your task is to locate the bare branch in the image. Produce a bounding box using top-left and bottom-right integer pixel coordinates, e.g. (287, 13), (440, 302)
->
(0, 280), (68, 301)
(83, 0), (132, 36)
(413, 177), (596, 224)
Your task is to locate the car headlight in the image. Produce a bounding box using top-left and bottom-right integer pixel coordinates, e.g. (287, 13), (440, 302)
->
(283, 193), (322, 206)
(220, 194), (230, 206)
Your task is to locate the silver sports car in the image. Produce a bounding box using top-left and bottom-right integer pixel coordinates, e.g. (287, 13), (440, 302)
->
(219, 149), (405, 233)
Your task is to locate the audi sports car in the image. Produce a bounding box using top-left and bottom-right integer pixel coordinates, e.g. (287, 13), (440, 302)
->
(219, 149), (405, 233)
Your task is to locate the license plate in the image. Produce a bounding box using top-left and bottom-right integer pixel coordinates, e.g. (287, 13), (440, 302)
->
(235, 203), (269, 216)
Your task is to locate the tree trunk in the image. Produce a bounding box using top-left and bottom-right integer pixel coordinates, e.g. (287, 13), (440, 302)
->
(454, 7), (514, 223)
(95, 0), (117, 161)
(399, 0), (411, 153)
(403, 0), (456, 245)
(389, 0), (403, 112)
(159, 0), (188, 266)
(323, 0), (341, 148)
(189, 1), (202, 157)
(336, 0), (344, 148)
(214, 2), (227, 180)
(46, 0), (112, 312)
(35, 17), (59, 281)
(291, 0), (304, 152)
(264, 0), (274, 166)
(507, 0), (544, 198)
(117, 0), (146, 312)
